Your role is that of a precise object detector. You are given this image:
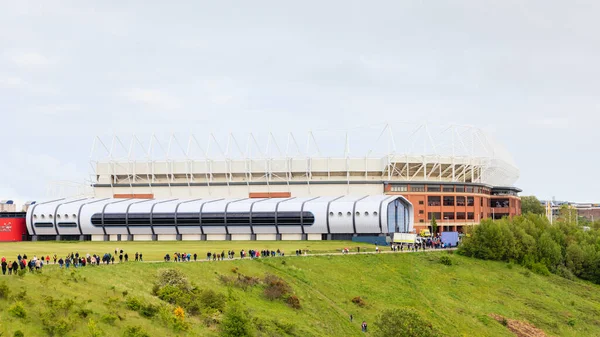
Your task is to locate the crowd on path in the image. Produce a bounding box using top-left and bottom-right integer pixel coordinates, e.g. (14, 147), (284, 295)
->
(1, 241), (455, 276)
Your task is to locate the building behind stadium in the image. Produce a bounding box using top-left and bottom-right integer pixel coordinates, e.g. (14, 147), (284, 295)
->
(84, 123), (521, 238)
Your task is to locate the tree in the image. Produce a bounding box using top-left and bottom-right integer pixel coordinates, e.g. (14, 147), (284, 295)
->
(431, 214), (438, 235)
(558, 204), (578, 225)
(220, 301), (253, 337)
(521, 196), (545, 215)
(374, 308), (441, 337)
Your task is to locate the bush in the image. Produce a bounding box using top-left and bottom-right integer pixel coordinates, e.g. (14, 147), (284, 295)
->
(156, 269), (191, 291)
(286, 295), (301, 309)
(41, 316), (73, 337)
(8, 302), (27, 319)
(351, 296), (366, 307)
(14, 331), (24, 337)
(77, 307), (94, 318)
(221, 302), (253, 337)
(126, 297), (143, 311)
(199, 289), (226, 312)
(156, 285), (184, 304)
(439, 255), (453, 266)
(263, 274), (291, 300)
(140, 303), (159, 318)
(557, 265), (576, 280)
(88, 318), (104, 337)
(530, 262), (551, 276)
(220, 273), (261, 290)
(0, 281), (10, 299)
(122, 326), (150, 337)
(374, 308), (442, 337)
(100, 313), (118, 325)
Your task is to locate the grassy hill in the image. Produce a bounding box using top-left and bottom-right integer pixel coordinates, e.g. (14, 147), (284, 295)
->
(1, 251), (599, 336)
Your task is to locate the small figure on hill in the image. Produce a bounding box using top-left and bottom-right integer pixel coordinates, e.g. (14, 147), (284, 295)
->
(139, 253), (143, 262)
(375, 246), (379, 253)
(124, 253), (129, 262)
(193, 253), (197, 261)
(135, 252), (139, 261)
(361, 321), (368, 332)
(1, 258), (7, 275)
(350, 314), (353, 322)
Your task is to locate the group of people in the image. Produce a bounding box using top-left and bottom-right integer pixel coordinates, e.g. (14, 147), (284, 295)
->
(349, 314), (368, 333)
(162, 249), (289, 262)
(0, 249), (147, 274)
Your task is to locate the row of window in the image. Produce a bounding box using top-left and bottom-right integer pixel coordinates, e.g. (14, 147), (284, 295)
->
(420, 212), (482, 221)
(34, 214), (77, 220)
(329, 211), (378, 217)
(90, 212), (315, 226)
(389, 184), (492, 194)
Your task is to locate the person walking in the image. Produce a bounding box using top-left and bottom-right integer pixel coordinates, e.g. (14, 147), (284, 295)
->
(193, 253), (197, 261)
(1, 259), (7, 275)
(139, 253), (143, 262)
(135, 252), (139, 262)
(11, 261), (17, 275)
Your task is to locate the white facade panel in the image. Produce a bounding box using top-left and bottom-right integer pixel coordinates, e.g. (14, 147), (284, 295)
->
(302, 197), (333, 234)
(328, 196), (361, 234)
(281, 234), (302, 240)
(256, 234), (277, 240)
(276, 198), (303, 234)
(355, 196), (391, 234)
(158, 234), (177, 241)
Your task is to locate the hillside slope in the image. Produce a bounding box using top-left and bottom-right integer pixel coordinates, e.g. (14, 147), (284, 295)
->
(1, 252), (599, 336)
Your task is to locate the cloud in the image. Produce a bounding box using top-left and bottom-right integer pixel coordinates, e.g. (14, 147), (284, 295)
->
(10, 52), (51, 68)
(35, 103), (81, 116)
(0, 76), (28, 89)
(530, 117), (570, 129)
(121, 88), (182, 110)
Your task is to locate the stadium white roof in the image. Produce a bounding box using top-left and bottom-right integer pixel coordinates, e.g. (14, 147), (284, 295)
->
(90, 123), (519, 187)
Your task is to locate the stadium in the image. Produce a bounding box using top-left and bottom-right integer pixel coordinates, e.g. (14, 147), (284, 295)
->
(11, 123), (521, 242)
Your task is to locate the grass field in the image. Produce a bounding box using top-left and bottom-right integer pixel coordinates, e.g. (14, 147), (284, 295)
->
(0, 240), (365, 262)
(1, 251), (599, 336)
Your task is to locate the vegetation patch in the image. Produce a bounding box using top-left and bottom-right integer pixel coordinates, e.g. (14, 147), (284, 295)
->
(490, 314), (547, 337)
(373, 308), (442, 337)
(351, 296), (367, 307)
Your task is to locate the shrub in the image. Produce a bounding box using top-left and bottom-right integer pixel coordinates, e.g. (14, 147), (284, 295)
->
(156, 285), (184, 304)
(122, 326), (150, 337)
(286, 295), (301, 309)
(8, 302), (27, 319)
(221, 302), (253, 337)
(557, 265), (576, 280)
(77, 307), (94, 318)
(140, 303), (159, 318)
(351, 296), (366, 307)
(263, 274), (291, 300)
(17, 269), (26, 278)
(199, 289), (226, 312)
(374, 308), (442, 337)
(156, 269), (191, 291)
(530, 262), (550, 276)
(41, 316), (73, 337)
(439, 255), (453, 266)
(122, 290), (128, 297)
(568, 318), (576, 327)
(14, 331), (24, 337)
(100, 313), (118, 325)
(0, 281), (10, 299)
(126, 297), (143, 311)
(219, 273), (260, 290)
(88, 318), (104, 337)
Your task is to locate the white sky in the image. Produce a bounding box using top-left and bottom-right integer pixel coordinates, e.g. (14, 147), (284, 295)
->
(1, 1), (599, 204)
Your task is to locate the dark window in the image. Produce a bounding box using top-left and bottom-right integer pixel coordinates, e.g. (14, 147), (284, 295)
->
(480, 198), (483, 207)
(466, 187), (474, 193)
(467, 197), (474, 206)
(428, 212), (441, 220)
(456, 196), (465, 206)
(418, 210), (424, 214)
(456, 212), (466, 220)
(411, 185), (425, 192)
(418, 200), (424, 205)
(91, 212), (315, 227)
(443, 196), (454, 206)
(467, 212), (475, 220)
(443, 212), (455, 220)
(428, 196), (441, 206)
(419, 219), (424, 223)
(427, 185), (441, 192)
(455, 186), (465, 193)
(443, 186), (454, 192)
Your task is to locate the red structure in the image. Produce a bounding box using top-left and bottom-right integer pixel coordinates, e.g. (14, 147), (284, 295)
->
(384, 182), (521, 234)
(0, 213), (27, 241)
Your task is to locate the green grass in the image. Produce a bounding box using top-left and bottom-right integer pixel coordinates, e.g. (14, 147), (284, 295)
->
(1, 251), (600, 336)
(0, 240), (362, 261)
